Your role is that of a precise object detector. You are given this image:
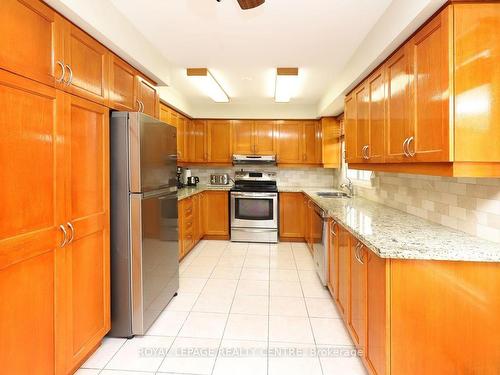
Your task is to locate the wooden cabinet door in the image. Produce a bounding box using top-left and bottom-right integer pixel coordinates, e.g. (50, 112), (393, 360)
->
(177, 116), (187, 163)
(385, 46), (411, 162)
(137, 76), (159, 118)
(204, 191), (229, 237)
(327, 220), (339, 300)
(232, 120), (254, 154)
(366, 250), (387, 375)
(62, 94), (110, 373)
(177, 200), (185, 259)
(302, 121), (321, 164)
(344, 94), (357, 163)
(279, 193), (304, 239)
(277, 121), (302, 164)
(367, 68), (385, 163)
(337, 225), (350, 320)
(109, 54), (137, 111)
(349, 239), (367, 349)
(0, 0), (64, 87)
(254, 120), (276, 155)
(0, 71), (63, 375)
(407, 7), (451, 162)
(207, 120), (232, 163)
(354, 84), (369, 163)
(63, 22), (109, 105)
(454, 3), (500, 163)
(321, 117), (341, 168)
(189, 120), (208, 162)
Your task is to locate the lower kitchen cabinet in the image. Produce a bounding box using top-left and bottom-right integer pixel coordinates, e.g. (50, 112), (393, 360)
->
(349, 239), (367, 349)
(204, 191), (229, 238)
(0, 70), (110, 375)
(178, 197), (195, 259)
(327, 219), (339, 302)
(279, 192), (304, 240)
(336, 224), (350, 319)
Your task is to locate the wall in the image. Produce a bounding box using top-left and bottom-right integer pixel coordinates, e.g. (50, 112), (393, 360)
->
(353, 173), (500, 244)
(188, 166), (335, 188)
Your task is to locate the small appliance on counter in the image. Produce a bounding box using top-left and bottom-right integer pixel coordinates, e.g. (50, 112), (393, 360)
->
(210, 173), (230, 186)
(176, 166), (185, 189)
(180, 167), (191, 185)
(187, 176), (199, 186)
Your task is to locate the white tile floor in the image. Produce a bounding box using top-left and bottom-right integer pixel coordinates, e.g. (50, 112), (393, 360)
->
(78, 240), (367, 375)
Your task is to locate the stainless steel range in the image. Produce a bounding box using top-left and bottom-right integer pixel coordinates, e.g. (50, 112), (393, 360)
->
(230, 170), (278, 243)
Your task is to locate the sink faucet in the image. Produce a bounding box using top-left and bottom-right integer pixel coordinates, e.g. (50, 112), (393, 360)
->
(340, 177), (354, 197)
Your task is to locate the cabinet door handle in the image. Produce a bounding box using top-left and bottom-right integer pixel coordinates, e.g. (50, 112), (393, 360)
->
(365, 145), (370, 159)
(402, 137), (410, 157)
(407, 136), (415, 157)
(64, 64), (73, 85)
(140, 101), (145, 112)
(330, 222), (337, 237)
(56, 61), (66, 83)
(59, 224), (68, 248)
(67, 222), (75, 244)
(136, 100), (141, 112)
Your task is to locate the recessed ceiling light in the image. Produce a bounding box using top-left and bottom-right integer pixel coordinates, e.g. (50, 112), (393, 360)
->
(187, 68), (229, 103)
(275, 67), (299, 103)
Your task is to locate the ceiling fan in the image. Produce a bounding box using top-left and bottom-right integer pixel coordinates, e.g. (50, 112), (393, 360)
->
(218, 0), (265, 10)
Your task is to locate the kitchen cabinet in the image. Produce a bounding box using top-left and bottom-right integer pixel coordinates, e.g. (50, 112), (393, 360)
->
(232, 120), (254, 154)
(344, 93), (357, 163)
(207, 120), (232, 163)
(348, 239), (367, 349)
(321, 117), (341, 168)
(365, 247), (387, 375)
(345, 4), (500, 176)
(277, 121), (302, 163)
(385, 46), (411, 163)
(254, 120), (276, 155)
(203, 191), (229, 238)
(366, 68), (385, 162)
(303, 121), (322, 164)
(60, 94), (110, 374)
(0, 70), (110, 375)
(188, 120), (208, 163)
(407, 7), (451, 162)
(353, 83), (369, 163)
(159, 103), (189, 163)
(327, 219), (339, 300)
(279, 193), (304, 240)
(195, 192), (205, 242)
(136, 75), (159, 118)
(109, 54), (138, 111)
(0, 70), (61, 375)
(337, 224), (350, 320)
(178, 197), (194, 258)
(60, 18), (109, 105)
(0, 0), (63, 88)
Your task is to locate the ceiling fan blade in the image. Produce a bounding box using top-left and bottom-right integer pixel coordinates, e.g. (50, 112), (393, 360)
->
(237, 0), (265, 10)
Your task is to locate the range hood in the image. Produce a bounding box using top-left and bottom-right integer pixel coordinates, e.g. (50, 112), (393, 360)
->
(232, 154), (277, 166)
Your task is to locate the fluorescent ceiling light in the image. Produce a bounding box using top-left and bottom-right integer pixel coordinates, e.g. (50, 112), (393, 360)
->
(275, 67), (299, 103)
(187, 68), (229, 103)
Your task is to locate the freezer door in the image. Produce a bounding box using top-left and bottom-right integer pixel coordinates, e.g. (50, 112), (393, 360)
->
(129, 113), (177, 193)
(130, 188), (179, 335)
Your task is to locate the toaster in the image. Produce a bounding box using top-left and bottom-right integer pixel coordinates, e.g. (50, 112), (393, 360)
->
(210, 174), (229, 185)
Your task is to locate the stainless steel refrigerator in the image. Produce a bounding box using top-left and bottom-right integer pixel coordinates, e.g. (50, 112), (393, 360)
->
(109, 112), (179, 337)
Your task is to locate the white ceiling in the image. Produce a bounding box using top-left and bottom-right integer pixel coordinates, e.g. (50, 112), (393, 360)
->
(109, 0), (392, 117)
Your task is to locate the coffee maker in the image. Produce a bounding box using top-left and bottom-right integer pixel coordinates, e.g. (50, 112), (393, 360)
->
(176, 167), (185, 189)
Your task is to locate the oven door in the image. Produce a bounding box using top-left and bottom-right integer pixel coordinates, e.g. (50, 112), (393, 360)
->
(230, 192), (278, 229)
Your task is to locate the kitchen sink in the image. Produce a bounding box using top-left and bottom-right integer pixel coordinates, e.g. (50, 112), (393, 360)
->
(316, 191), (350, 198)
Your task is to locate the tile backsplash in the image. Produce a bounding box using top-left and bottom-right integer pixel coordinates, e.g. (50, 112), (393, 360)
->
(355, 172), (500, 243)
(187, 166), (335, 188)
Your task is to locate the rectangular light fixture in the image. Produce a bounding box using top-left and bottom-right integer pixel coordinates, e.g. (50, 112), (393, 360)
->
(275, 67), (299, 103)
(187, 68), (229, 103)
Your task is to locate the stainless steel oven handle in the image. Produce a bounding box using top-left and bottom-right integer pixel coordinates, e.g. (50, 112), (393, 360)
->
(231, 192), (277, 198)
(231, 228), (278, 233)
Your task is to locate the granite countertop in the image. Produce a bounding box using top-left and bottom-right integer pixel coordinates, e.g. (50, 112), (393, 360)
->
(280, 186), (500, 263)
(177, 184), (232, 201)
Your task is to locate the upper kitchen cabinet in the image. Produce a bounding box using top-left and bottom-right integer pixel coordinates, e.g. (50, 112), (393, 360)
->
(136, 75), (159, 118)
(277, 120), (322, 165)
(232, 120), (254, 154)
(109, 54), (137, 111)
(345, 3), (500, 177)
(232, 120), (276, 155)
(254, 120), (276, 155)
(454, 3), (500, 164)
(407, 7), (451, 162)
(0, 0), (63, 87)
(207, 120), (232, 163)
(188, 120), (208, 163)
(321, 117), (341, 168)
(277, 120), (302, 164)
(60, 18), (109, 105)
